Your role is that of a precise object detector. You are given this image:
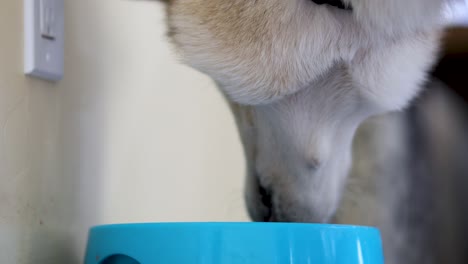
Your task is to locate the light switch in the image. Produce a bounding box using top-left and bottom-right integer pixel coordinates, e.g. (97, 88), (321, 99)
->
(40, 0), (57, 40)
(24, 0), (64, 81)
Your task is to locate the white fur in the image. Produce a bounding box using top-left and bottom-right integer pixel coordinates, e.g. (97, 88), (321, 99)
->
(164, 0), (451, 222)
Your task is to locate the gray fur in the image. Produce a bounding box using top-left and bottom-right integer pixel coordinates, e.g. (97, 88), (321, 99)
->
(153, 0), (467, 262)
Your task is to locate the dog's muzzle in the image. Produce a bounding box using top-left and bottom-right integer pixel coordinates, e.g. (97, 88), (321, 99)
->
(311, 0), (352, 11)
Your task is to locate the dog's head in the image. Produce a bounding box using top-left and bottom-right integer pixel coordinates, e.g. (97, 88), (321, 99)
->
(159, 0), (445, 222)
(232, 66), (370, 222)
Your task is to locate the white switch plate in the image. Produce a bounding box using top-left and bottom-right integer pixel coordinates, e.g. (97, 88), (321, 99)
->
(24, 0), (64, 81)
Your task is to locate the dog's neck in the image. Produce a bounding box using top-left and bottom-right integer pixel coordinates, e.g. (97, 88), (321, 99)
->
(311, 0), (351, 10)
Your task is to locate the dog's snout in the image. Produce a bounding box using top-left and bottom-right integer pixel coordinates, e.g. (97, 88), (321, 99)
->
(258, 184), (274, 222)
(311, 0), (352, 11)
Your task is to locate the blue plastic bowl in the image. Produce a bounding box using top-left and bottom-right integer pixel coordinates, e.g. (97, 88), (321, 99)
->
(85, 222), (383, 264)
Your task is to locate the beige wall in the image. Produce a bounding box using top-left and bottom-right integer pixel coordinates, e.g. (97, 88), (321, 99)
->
(0, 0), (248, 263)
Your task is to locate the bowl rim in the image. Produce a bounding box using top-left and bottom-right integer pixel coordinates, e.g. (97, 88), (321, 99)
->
(89, 222), (380, 232)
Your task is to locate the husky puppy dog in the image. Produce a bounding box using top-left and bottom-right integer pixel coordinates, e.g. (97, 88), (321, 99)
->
(161, 0), (449, 222)
(153, 0), (467, 262)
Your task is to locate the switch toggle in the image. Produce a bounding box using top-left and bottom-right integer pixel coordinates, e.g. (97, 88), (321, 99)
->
(40, 0), (56, 40)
